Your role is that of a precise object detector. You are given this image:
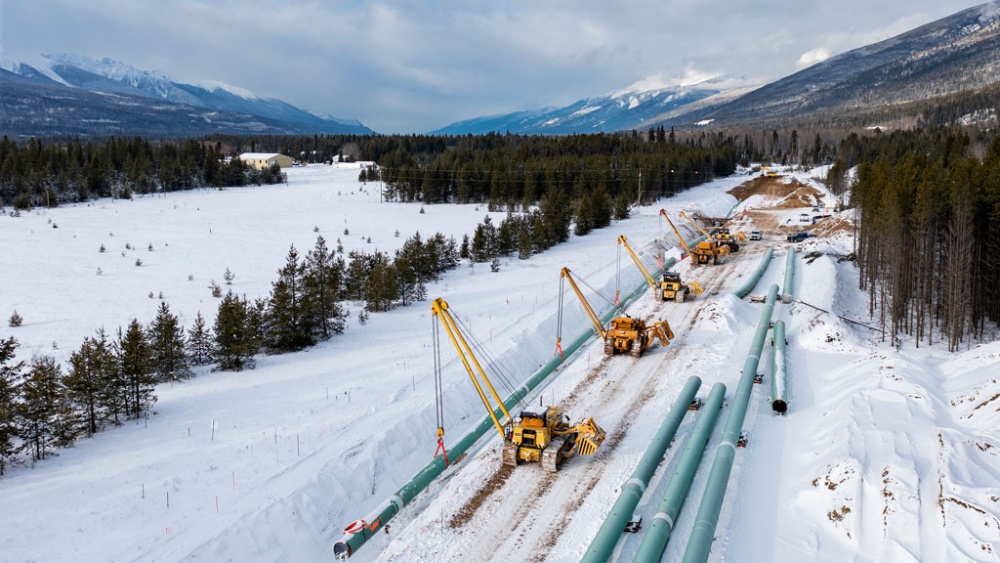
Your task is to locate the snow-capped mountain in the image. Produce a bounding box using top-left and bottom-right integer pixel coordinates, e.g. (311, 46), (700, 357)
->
(665, 1), (1000, 128)
(434, 2), (1000, 134)
(430, 75), (757, 135)
(0, 53), (371, 136)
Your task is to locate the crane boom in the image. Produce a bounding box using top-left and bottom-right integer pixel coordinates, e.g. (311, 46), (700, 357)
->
(678, 211), (714, 240)
(617, 235), (657, 291)
(431, 298), (511, 441)
(659, 209), (694, 257)
(558, 267), (607, 342)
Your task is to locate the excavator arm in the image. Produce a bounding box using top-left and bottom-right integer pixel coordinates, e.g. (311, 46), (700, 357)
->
(431, 298), (512, 441)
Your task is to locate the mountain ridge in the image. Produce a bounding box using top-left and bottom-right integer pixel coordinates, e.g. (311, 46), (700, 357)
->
(0, 53), (372, 137)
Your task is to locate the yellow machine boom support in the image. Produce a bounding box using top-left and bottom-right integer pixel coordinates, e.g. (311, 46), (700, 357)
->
(558, 267), (608, 342)
(431, 298), (511, 441)
(617, 235), (658, 291)
(659, 209), (695, 257)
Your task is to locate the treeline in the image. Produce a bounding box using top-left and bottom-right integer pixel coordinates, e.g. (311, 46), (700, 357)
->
(843, 128), (1000, 351)
(0, 231), (459, 474)
(0, 136), (286, 209)
(365, 132), (740, 209)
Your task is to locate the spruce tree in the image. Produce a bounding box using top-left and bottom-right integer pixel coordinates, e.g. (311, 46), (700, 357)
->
(116, 319), (156, 419)
(575, 193), (594, 236)
(148, 302), (191, 382)
(214, 291), (257, 371)
(16, 355), (75, 462)
(265, 245), (316, 353)
(303, 236), (346, 340)
(186, 312), (215, 366)
(363, 252), (397, 312)
(65, 332), (115, 436)
(0, 337), (25, 475)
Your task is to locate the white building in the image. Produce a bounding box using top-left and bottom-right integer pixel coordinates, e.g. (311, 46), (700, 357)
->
(238, 153), (294, 170)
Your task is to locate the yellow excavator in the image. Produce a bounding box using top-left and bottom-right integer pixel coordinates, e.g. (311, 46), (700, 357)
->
(617, 235), (703, 302)
(761, 165), (780, 177)
(660, 209), (729, 266)
(431, 298), (606, 472)
(557, 267), (673, 357)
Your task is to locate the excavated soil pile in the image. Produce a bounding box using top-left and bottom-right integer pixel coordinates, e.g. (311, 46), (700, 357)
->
(725, 175), (834, 235)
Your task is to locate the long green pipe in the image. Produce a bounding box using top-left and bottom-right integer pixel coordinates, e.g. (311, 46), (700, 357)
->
(771, 320), (787, 414)
(733, 247), (774, 298)
(581, 376), (703, 563)
(681, 284), (779, 563)
(781, 248), (795, 304)
(633, 382), (727, 562)
(333, 259), (670, 559)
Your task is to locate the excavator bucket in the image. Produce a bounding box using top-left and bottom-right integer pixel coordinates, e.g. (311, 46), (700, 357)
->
(574, 418), (606, 456)
(688, 281), (705, 296)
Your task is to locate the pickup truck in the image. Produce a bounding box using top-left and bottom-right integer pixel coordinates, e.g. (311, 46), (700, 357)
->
(786, 232), (811, 243)
(749, 230), (762, 241)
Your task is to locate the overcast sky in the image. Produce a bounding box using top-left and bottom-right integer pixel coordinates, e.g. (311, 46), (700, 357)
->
(0, 1), (991, 133)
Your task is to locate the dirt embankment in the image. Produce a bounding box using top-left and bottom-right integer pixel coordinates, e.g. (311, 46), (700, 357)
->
(726, 175), (840, 235)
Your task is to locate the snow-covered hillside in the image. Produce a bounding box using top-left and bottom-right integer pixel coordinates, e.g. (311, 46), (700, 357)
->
(1, 166), (998, 562)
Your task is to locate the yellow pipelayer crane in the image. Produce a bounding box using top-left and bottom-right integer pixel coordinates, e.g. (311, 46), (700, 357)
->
(660, 209), (717, 266)
(679, 210), (731, 265)
(430, 298), (606, 472)
(557, 267), (673, 357)
(617, 235), (703, 303)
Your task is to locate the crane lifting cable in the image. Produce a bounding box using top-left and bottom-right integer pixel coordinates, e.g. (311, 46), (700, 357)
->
(431, 318), (449, 465)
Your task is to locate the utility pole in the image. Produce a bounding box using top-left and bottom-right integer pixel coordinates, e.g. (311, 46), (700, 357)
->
(637, 168), (642, 206)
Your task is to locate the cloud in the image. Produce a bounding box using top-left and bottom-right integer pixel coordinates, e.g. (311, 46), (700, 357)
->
(0, 0), (990, 133)
(797, 48), (831, 67)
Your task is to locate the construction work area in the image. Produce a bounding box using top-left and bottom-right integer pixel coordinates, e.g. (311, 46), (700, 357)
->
(326, 167), (998, 563)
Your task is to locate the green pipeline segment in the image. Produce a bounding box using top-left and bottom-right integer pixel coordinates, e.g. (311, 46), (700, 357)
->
(333, 258), (674, 559)
(633, 382), (727, 562)
(581, 376), (702, 563)
(733, 247), (774, 298)
(681, 284), (779, 563)
(781, 248), (795, 303)
(771, 320), (787, 414)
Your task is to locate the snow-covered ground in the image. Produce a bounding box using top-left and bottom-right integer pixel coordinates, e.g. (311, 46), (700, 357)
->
(1, 165), (998, 562)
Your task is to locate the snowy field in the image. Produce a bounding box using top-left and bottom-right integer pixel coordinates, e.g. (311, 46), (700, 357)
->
(1, 165), (998, 562)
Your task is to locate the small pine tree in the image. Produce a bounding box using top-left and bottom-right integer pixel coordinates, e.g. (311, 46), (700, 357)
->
(115, 320), (156, 419)
(303, 235), (347, 340)
(9, 311), (23, 327)
(148, 302), (192, 383)
(224, 267), (234, 285)
(265, 245), (317, 353)
(0, 337), (25, 475)
(17, 354), (76, 461)
(214, 292), (258, 371)
(65, 332), (116, 437)
(210, 280), (222, 298)
(186, 312), (215, 366)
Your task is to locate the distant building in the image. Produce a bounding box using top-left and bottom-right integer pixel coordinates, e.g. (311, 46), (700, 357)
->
(238, 153), (294, 170)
